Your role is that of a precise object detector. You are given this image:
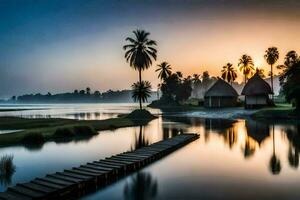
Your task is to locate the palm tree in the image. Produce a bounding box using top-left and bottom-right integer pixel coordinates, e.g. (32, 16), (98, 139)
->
(123, 29), (157, 108)
(192, 74), (201, 86)
(238, 54), (254, 84)
(155, 62), (172, 81)
(176, 71), (183, 79)
(284, 50), (299, 67)
(221, 63), (237, 85)
(277, 50), (299, 75)
(264, 47), (279, 96)
(255, 68), (266, 78)
(131, 81), (152, 109)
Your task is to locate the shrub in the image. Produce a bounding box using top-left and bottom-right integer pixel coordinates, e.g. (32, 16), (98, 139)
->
(73, 126), (96, 136)
(54, 128), (75, 138)
(21, 132), (45, 146)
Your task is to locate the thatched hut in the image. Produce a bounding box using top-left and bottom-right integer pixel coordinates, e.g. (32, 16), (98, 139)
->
(204, 79), (238, 108)
(241, 73), (273, 108)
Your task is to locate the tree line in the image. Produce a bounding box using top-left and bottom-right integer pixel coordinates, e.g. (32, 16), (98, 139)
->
(8, 88), (156, 103)
(123, 29), (300, 110)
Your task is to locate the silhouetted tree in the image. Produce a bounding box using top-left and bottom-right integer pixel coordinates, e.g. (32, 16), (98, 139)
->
(277, 50), (299, 75)
(192, 74), (201, 86)
(94, 90), (101, 96)
(255, 68), (266, 78)
(280, 61), (300, 110)
(79, 90), (85, 95)
(86, 87), (91, 95)
(176, 71), (183, 79)
(123, 29), (157, 109)
(131, 81), (152, 108)
(156, 62), (172, 81)
(238, 54), (254, 84)
(284, 50), (299, 67)
(221, 63), (237, 85)
(176, 76), (192, 102)
(74, 90), (79, 94)
(264, 47), (279, 96)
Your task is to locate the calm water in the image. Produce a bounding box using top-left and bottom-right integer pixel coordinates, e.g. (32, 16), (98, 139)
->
(0, 103), (160, 120)
(0, 104), (300, 199)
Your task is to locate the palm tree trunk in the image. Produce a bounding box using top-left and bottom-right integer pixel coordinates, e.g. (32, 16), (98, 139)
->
(272, 124), (275, 155)
(271, 64), (274, 100)
(138, 68), (142, 110)
(244, 74), (247, 85)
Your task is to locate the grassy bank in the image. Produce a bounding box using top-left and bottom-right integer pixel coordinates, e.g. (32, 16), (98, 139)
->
(251, 104), (300, 121)
(0, 116), (151, 147)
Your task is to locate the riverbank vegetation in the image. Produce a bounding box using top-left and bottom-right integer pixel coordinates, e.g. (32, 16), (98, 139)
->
(0, 115), (154, 148)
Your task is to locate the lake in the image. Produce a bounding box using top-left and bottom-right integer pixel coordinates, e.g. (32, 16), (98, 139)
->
(0, 104), (300, 200)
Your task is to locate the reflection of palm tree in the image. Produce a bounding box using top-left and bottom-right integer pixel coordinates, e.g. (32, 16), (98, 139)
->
(264, 47), (279, 96)
(131, 81), (152, 109)
(288, 145), (299, 168)
(242, 137), (256, 158)
(156, 62), (172, 81)
(123, 29), (157, 109)
(221, 63), (237, 85)
(269, 125), (281, 175)
(224, 127), (237, 149)
(238, 54), (254, 84)
(124, 171), (157, 200)
(132, 126), (149, 150)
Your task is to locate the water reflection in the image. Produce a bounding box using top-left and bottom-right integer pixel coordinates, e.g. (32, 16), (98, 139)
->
(269, 125), (281, 175)
(205, 118), (238, 149)
(124, 171), (157, 200)
(0, 155), (16, 187)
(131, 126), (149, 150)
(286, 125), (300, 169)
(246, 120), (270, 145)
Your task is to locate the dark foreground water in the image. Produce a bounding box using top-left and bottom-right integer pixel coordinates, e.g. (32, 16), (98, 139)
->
(0, 104), (300, 199)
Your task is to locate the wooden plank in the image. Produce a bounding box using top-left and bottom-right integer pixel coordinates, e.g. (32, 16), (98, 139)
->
(37, 177), (74, 186)
(0, 191), (31, 200)
(81, 163), (115, 173)
(111, 155), (143, 162)
(18, 182), (55, 194)
(92, 161), (123, 169)
(64, 169), (100, 177)
(31, 179), (65, 190)
(86, 163), (115, 171)
(47, 174), (82, 183)
(95, 160), (126, 168)
(75, 166), (107, 174)
(57, 172), (93, 180)
(104, 158), (135, 165)
(8, 185), (44, 198)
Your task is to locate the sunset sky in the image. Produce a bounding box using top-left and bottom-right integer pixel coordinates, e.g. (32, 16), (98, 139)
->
(1, 0), (300, 97)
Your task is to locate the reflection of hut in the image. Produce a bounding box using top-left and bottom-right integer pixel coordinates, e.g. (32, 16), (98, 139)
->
(204, 79), (238, 108)
(246, 120), (270, 145)
(241, 73), (273, 109)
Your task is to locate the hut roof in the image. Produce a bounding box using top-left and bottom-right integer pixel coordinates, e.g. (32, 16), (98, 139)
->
(241, 73), (273, 95)
(204, 78), (238, 97)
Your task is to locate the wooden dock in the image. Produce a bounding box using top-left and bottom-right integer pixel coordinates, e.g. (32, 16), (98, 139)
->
(0, 133), (199, 200)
